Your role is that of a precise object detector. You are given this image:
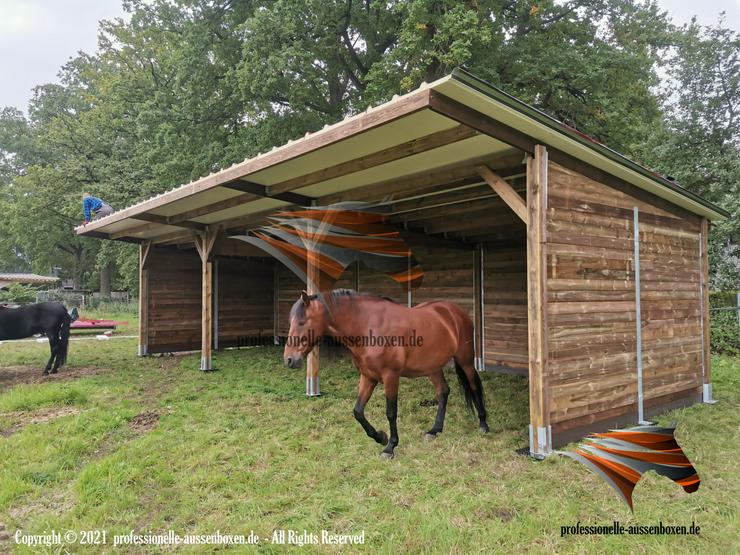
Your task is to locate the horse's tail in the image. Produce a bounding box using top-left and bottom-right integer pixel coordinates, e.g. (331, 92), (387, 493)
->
(56, 311), (71, 367)
(454, 359), (480, 413)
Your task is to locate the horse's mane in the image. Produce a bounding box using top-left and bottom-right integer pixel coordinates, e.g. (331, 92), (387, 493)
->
(289, 289), (397, 320)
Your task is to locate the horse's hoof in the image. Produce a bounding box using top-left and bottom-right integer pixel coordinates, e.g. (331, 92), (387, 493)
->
(42, 371), (49, 376)
(50, 369), (58, 375)
(375, 430), (388, 445)
(479, 425), (490, 434)
(424, 432), (437, 441)
(380, 451), (394, 460)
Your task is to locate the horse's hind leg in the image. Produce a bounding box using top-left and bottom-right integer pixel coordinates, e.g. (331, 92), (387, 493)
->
(380, 373), (400, 459)
(353, 374), (388, 446)
(455, 352), (489, 434)
(43, 333), (59, 375)
(425, 371), (450, 439)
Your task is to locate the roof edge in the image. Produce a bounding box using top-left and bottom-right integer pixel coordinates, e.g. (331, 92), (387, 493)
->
(450, 67), (730, 221)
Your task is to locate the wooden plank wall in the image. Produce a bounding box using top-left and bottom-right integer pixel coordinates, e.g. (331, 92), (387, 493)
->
(482, 234), (528, 369)
(546, 162), (703, 436)
(147, 248), (202, 353)
(274, 246), (475, 336)
(412, 246), (475, 317)
(217, 258), (274, 347)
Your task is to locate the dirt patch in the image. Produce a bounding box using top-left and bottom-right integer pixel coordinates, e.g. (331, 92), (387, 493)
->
(130, 411), (160, 433)
(475, 506), (517, 522)
(0, 406), (84, 437)
(0, 365), (103, 393)
(7, 490), (74, 524)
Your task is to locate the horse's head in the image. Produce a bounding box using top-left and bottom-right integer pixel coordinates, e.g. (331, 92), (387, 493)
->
(284, 290), (327, 369)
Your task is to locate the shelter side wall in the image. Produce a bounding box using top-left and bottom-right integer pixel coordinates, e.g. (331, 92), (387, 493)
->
(483, 237), (528, 370)
(546, 162), (703, 439)
(217, 258), (275, 347)
(147, 248), (201, 353)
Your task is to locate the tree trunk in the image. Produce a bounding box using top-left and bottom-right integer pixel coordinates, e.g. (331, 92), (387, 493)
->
(100, 264), (113, 298)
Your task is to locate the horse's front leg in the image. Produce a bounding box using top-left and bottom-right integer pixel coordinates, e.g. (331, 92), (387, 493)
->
(425, 370), (450, 439)
(380, 373), (400, 459)
(353, 373), (388, 445)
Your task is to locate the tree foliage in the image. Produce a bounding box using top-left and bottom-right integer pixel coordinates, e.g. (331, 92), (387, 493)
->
(0, 0), (737, 290)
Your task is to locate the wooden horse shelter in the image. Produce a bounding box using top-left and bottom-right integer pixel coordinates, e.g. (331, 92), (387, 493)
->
(77, 68), (727, 457)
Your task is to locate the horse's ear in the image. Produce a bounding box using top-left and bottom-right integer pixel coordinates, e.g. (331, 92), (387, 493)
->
(300, 290), (311, 306)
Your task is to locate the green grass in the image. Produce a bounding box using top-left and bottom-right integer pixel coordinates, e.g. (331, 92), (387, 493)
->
(0, 327), (738, 554)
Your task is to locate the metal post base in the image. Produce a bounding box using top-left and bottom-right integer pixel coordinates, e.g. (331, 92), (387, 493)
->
(137, 345), (148, 357)
(528, 424), (552, 459)
(703, 383), (718, 404)
(200, 356), (213, 372)
(306, 375), (321, 397)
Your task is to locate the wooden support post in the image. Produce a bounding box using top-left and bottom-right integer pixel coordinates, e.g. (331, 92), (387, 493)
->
(700, 218), (716, 403)
(527, 145), (551, 458)
(477, 164), (528, 224)
(138, 241), (152, 356)
(306, 245), (321, 396)
(213, 258), (219, 352)
(273, 263), (280, 346)
(193, 226), (220, 371)
(473, 244), (484, 371)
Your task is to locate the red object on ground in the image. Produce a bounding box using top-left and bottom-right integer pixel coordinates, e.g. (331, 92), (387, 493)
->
(70, 318), (128, 330)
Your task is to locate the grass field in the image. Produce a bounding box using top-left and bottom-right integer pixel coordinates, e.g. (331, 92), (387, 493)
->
(0, 316), (738, 554)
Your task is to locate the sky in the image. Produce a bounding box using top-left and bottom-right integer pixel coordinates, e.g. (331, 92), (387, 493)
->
(0, 0), (738, 113)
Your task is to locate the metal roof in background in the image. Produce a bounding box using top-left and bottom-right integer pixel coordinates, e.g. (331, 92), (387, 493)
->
(0, 273), (60, 285)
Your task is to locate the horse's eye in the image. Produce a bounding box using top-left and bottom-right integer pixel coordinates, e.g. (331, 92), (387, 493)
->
(298, 320), (306, 326)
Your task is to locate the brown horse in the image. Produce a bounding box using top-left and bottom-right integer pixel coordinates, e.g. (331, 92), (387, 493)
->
(284, 289), (488, 458)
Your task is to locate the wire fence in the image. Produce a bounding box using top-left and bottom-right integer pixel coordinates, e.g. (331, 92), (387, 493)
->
(709, 291), (740, 355)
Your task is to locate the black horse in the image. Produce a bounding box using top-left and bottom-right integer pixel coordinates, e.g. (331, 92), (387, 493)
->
(0, 302), (71, 375)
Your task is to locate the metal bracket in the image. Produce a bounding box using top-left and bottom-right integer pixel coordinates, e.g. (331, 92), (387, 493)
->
(528, 425), (552, 459)
(306, 375), (321, 397)
(200, 356), (212, 372)
(137, 344), (148, 357)
(703, 383), (718, 404)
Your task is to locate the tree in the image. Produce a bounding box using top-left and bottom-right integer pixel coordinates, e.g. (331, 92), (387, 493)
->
(642, 15), (740, 288)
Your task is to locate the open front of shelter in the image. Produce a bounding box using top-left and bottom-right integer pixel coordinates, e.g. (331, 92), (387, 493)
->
(77, 68), (727, 458)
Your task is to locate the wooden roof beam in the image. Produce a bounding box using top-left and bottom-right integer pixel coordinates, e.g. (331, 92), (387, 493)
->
(110, 222), (164, 240)
(222, 180), (312, 205)
(428, 90), (535, 154)
(477, 164), (528, 224)
(133, 213), (207, 231)
(167, 191), (263, 223)
(82, 230), (142, 244)
(269, 124), (478, 196)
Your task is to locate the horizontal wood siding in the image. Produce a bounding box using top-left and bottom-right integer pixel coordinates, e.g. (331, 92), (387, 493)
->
(483, 235), (528, 369)
(277, 265), (305, 337)
(147, 248), (201, 353)
(547, 162), (703, 433)
(217, 258), (274, 347)
(411, 246), (474, 317)
(357, 265), (406, 303)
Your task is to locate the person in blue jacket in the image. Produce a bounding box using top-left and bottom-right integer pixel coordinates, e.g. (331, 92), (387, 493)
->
(82, 193), (113, 224)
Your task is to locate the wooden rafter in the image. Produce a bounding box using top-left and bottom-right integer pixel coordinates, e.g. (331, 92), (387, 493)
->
(168, 192), (263, 223)
(428, 90), (535, 154)
(270, 124), (478, 195)
(223, 181), (312, 205)
(133, 213), (206, 231)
